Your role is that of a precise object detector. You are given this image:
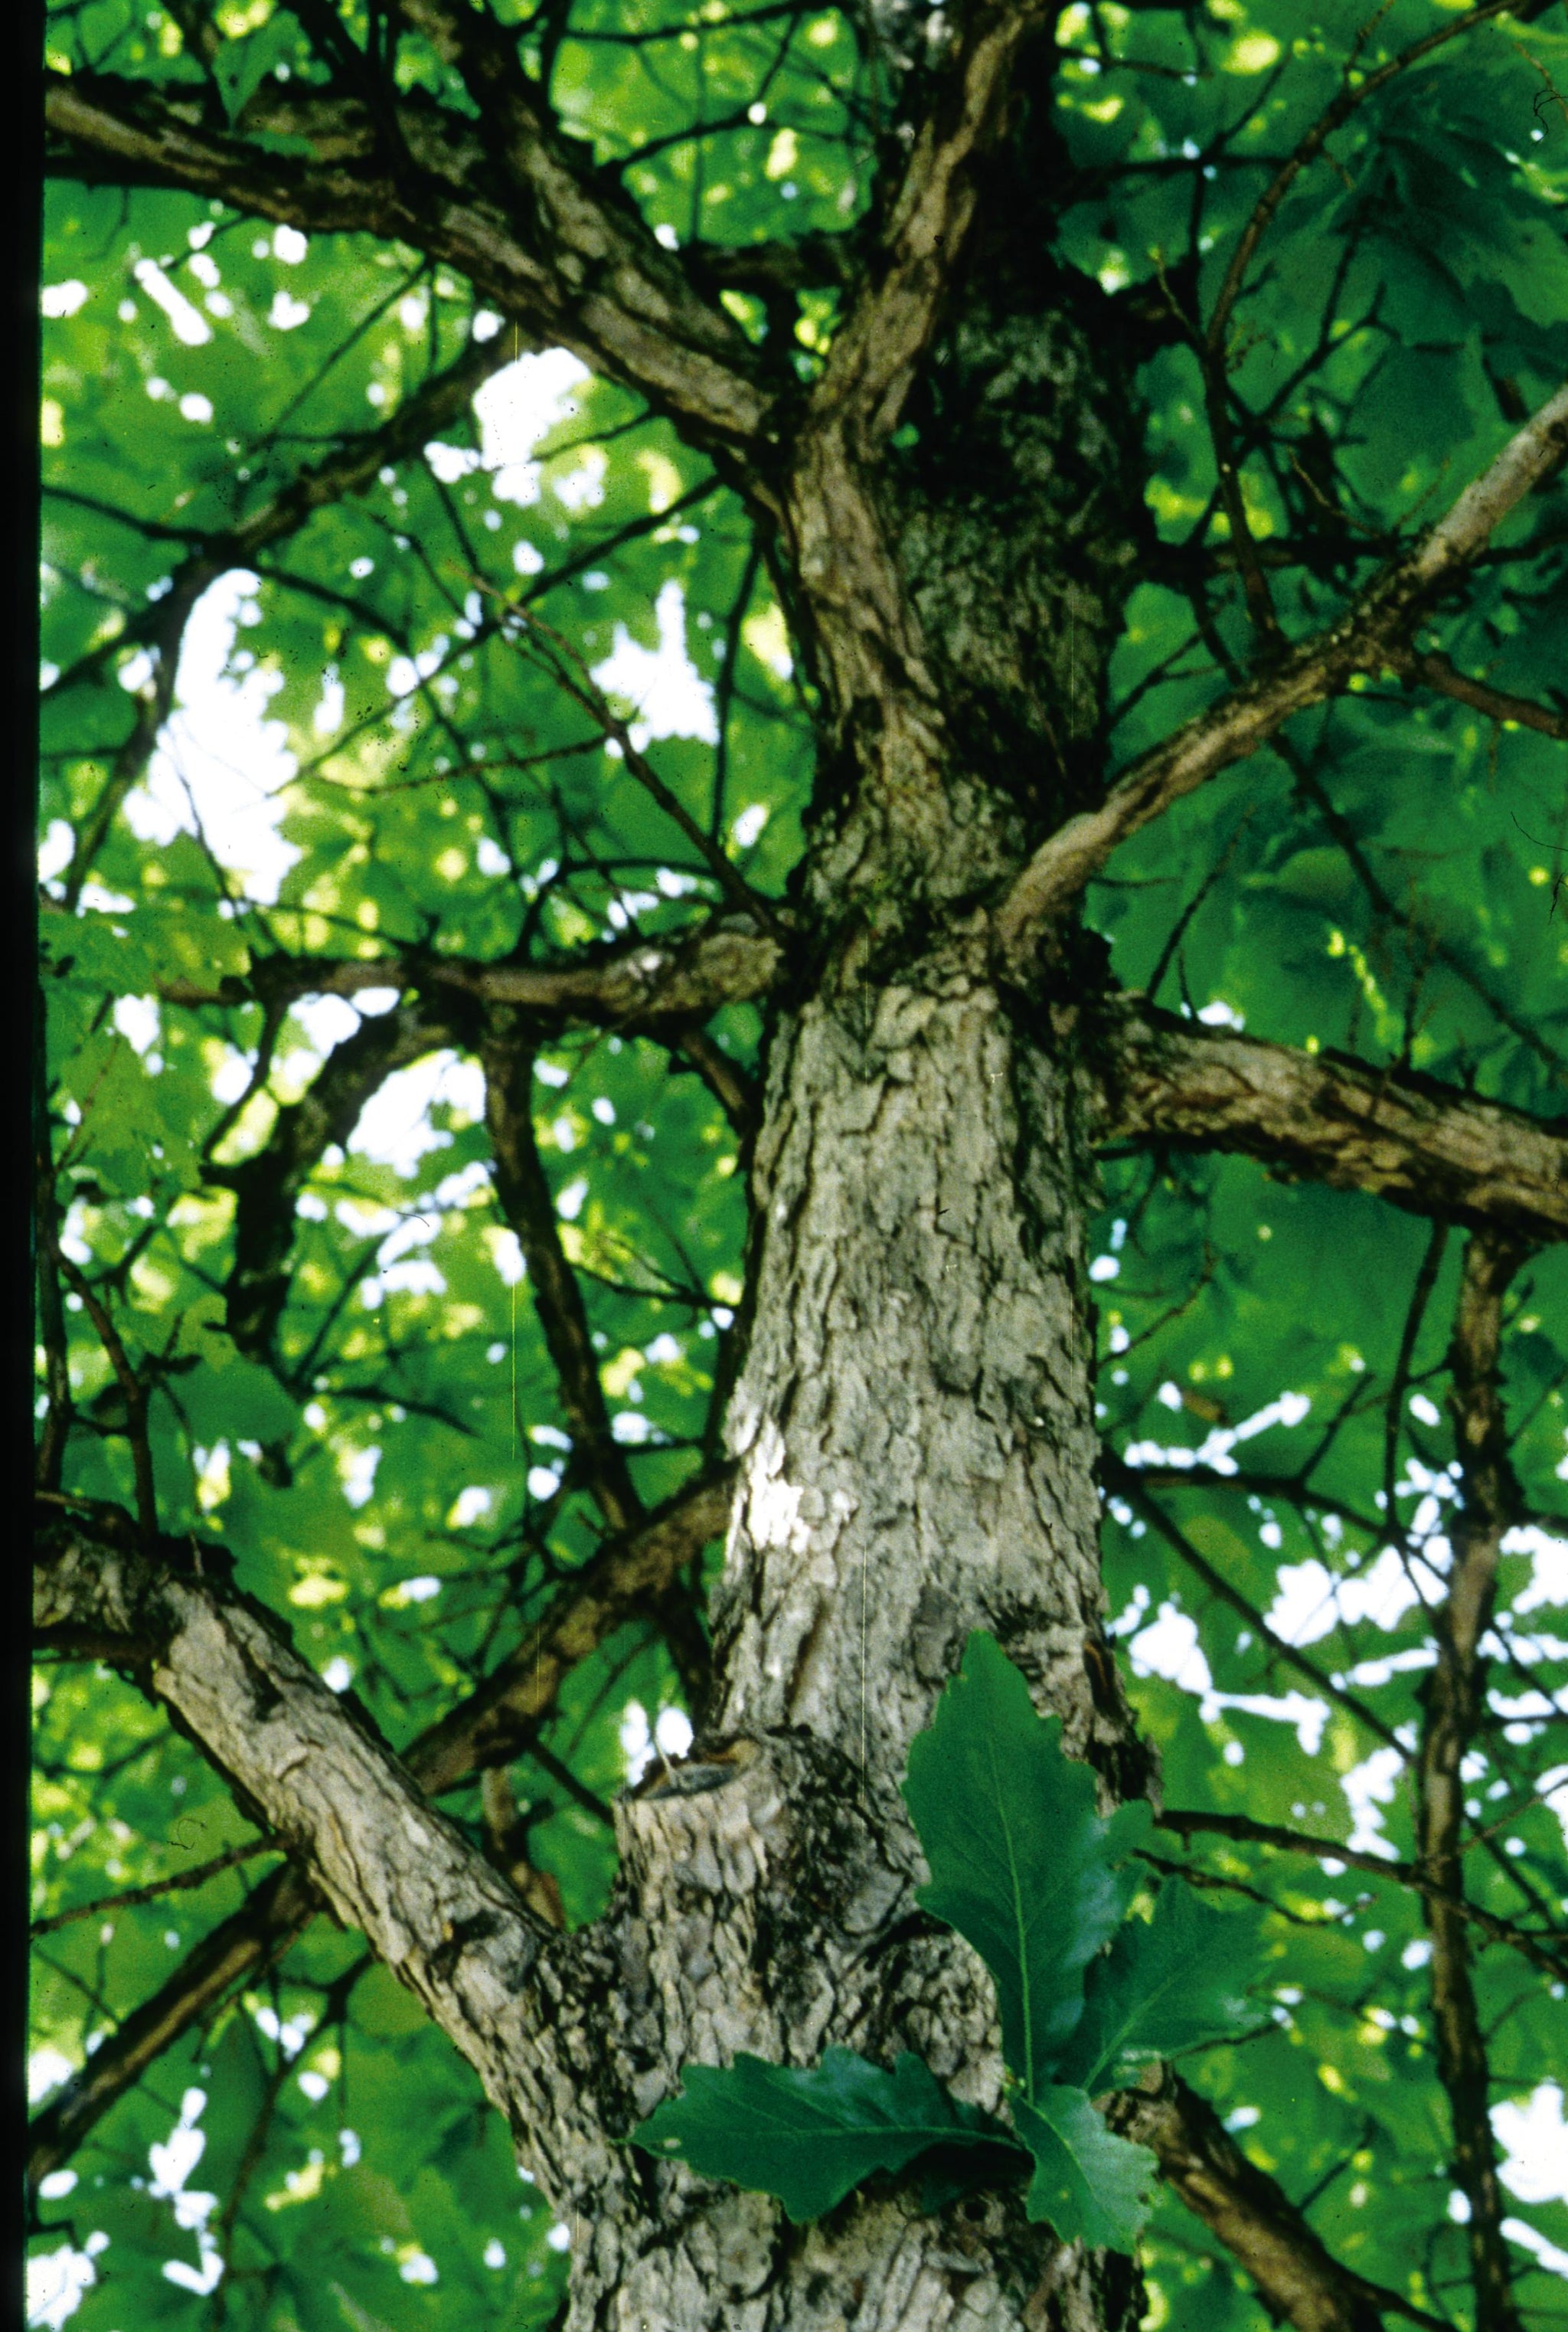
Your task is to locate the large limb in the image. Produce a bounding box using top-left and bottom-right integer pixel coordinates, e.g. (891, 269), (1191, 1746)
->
(1092, 994), (1568, 1248)
(170, 932), (1568, 1244)
(781, 0), (1065, 890)
(996, 380), (1568, 963)
(26, 1468), (730, 2196)
(816, 0), (1054, 446)
(44, 42), (771, 470)
(1112, 2069), (1447, 2332)
(158, 911), (786, 1029)
(31, 1519), (563, 2168)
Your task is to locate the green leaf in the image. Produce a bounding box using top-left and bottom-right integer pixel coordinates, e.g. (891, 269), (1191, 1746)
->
(902, 1631), (1151, 2097)
(1013, 2087), (1158, 2252)
(627, 2047), (1014, 2224)
(217, 10), (305, 125)
(1056, 1885), (1267, 2094)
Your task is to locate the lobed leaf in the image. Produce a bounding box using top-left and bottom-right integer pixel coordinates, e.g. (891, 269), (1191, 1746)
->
(628, 2047), (1015, 2224)
(902, 1631), (1151, 2098)
(1013, 2087), (1159, 2254)
(1056, 1884), (1267, 2095)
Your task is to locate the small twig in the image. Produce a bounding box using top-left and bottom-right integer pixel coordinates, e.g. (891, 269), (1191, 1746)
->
(31, 1842), (282, 1938)
(470, 575), (785, 935)
(57, 1258), (156, 1538)
(1155, 1809), (1566, 1980)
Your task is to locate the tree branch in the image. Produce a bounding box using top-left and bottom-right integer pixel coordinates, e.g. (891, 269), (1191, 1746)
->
(1093, 993), (1568, 1246)
(31, 1840), (283, 1939)
(406, 1466), (734, 1798)
(28, 1860), (319, 2199)
(1155, 1808), (1566, 1982)
(480, 1017), (644, 1533)
(1415, 1233), (1527, 2332)
(211, 992), (462, 1356)
(1112, 2066), (1449, 2332)
(1394, 649), (1568, 741)
(996, 379), (1568, 962)
(158, 911), (786, 1032)
(169, 945), (1568, 1248)
(27, 1469), (732, 2191)
(1099, 1451), (1400, 1751)
(43, 0), (775, 469)
(816, 0), (1053, 446)
(31, 1518), (563, 2183)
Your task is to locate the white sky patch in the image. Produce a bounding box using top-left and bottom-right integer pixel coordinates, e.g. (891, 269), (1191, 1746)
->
(1537, 1765), (1568, 1850)
(1507, 1523), (1568, 1615)
(486, 1226), (525, 1285)
(1122, 1390), (1311, 1478)
(1341, 1745), (1405, 1859)
(591, 579), (717, 751)
(369, 1254), (447, 1301)
(1495, 2085), (1568, 2205)
(1129, 1601), (1328, 1753)
(292, 994), (364, 1053)
(253, 2007), (314, 2058)
(1264, 1546), (1426, 1648)
(38, 819), (76, 885)
(27, 2236), (108, 2330)
(1505, 2218), (1568, 2281)
(377, 1212), (439, 1268)
(42, 280), (90, 319)
(388, 1574), (441, 1606)
(133, 258), (211, 345)
(149, 2087), (224, 2298)
(466, 348), (590, 503)
(113, 995), (160, 1055)
(619, 1701), (694, 1784)
(29, 2049), (76, 2105)
(314, 668), (345, 734)
(348, 1051), (485, 1178)
(340, 1445), (381, 1509)
(121, 572), (302, 904)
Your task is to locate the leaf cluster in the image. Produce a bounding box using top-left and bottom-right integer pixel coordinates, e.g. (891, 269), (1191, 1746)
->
(630, 1634), (1265, 2249)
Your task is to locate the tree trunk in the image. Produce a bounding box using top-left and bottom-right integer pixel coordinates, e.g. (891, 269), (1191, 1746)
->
(519, 187), (1158, 2329)
(530, 978), (1151, 2332)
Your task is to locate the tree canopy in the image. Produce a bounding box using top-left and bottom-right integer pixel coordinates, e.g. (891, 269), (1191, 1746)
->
(31, 5), (1568, 2332)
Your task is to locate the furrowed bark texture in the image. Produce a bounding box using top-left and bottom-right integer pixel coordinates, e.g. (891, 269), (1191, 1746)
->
(525, 1013), (1152, 2332)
